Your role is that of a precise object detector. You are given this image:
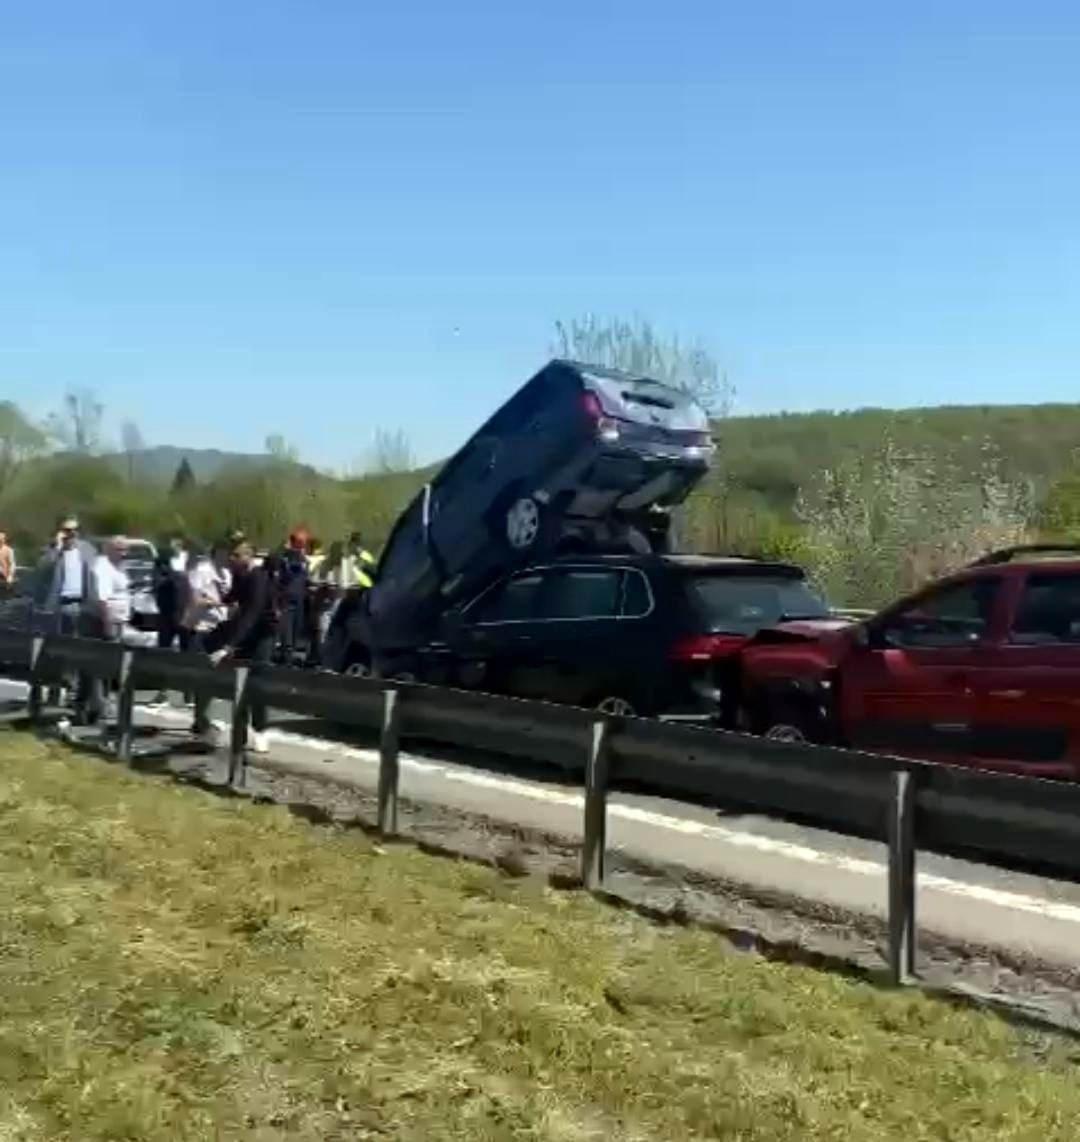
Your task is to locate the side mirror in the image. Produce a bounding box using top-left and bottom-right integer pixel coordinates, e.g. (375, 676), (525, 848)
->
(852, 622), (870, 649)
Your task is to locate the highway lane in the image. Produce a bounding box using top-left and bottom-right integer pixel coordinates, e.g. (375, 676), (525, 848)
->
(4, 678), (1080, 969)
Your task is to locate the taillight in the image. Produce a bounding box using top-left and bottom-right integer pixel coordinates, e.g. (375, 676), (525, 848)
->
(581, 391), (620, 442)
(670, 634), (746, 662)
(582, 391), (604, 420)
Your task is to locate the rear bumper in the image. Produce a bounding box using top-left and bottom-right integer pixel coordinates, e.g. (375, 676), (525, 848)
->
(655, 669), (729, 723)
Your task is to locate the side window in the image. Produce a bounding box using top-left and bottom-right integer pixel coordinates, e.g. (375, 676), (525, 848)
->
(1010, 573), (1080, 645)
(620, 570), (652, 618)
(467, 574), (542, 624)
(880, 578), (999, 649)
(536, 570), (621, 620)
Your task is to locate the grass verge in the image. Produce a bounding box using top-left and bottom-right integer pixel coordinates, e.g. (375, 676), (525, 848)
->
(1, 730), (1079, 1140)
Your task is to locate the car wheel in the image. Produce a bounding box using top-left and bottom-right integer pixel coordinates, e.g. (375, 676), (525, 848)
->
(341, 642), (372, 678)
(505, 496), (542, 551)
(764, 722), (808, 744)
(596, 695), (636, 717)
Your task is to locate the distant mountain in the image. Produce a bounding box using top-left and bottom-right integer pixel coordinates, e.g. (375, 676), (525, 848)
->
(102, 447), (312, 485)
(101, 401), (1080, 509)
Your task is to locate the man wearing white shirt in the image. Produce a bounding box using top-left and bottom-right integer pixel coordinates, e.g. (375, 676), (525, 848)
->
(93, 537), (131, 637)
(169, 535), (190, 575)
(184, 543), (232, 744)
(85, 537), (130, 725)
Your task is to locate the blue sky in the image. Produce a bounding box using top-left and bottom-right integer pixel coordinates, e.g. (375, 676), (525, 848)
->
(3, 2), (1080, 466)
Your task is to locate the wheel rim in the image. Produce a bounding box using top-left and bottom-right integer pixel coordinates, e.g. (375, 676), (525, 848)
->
(597, 696), (635, 717)
(345, 662), (371, 678)
(765, 723), (806, 743)
(506, 498), (540, 549)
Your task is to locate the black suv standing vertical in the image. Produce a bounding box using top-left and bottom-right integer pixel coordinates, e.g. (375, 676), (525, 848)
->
(430, 554), (829, 721)
(358, 359), (714, 664)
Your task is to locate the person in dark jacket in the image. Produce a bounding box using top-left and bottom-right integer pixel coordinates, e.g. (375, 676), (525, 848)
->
(276, 528), (310, 665)
(148, 547), (192, 706)
(206, 539), (278, 753)
(36, 517), (100, 720)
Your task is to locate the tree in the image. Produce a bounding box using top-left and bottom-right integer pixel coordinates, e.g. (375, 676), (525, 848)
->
(365, 428), (415, 474)
(170, 457), (197, 496)
(553, 314), (733, 413)
(1036, 454), (1080, 540)
(265, 433), (299, 464)
(46, 388), (105, 454)
(121, 420), (146, 481)
(795, 437), (1033, 607)
(0, 401), (49, 496)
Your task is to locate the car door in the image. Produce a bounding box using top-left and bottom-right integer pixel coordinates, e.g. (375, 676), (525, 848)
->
(970, 570), (1080, 777)
(522, 566), (630, 705)
(839, 575), (1002, 763)
(451, 570), (544, 695)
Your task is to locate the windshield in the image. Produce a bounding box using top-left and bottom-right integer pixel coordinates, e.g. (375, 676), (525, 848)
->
(124, 543), (155, 564)
(683, 575), (829, 635)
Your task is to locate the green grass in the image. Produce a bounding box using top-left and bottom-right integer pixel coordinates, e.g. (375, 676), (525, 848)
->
(1, 732), (1079, 1141)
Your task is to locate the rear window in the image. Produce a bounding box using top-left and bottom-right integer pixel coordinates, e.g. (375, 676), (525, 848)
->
(682, 574), (828, 634)
(124, 543), (155, 563)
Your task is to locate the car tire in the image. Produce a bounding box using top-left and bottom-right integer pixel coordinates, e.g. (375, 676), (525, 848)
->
(595, 695), (637, 717)
(763, 721), (809, 743)
(757, 699), (826, 744)
(337, 637), (373, 678)
(504, 494), (544, 552)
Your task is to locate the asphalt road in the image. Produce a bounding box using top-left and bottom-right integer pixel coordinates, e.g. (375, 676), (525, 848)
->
(4, 678), (1080, 970)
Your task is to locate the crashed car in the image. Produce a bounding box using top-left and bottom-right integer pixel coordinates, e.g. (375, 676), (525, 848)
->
(348, 359), (714, 669)
(737, 544), (1080, 779)
(420, 553), (830, 722)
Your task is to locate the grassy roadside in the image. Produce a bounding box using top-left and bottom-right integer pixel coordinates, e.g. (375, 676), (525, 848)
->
(1, 733), (1078, 1141)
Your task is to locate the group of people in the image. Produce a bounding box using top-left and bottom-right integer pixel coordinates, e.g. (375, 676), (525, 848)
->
(33, 517), (378, 754)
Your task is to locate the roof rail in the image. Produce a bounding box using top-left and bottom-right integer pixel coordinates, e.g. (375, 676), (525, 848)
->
(969, 544), (1080, 567)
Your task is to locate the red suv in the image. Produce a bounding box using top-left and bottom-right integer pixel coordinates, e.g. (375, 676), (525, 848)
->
(738, 546), (1080, 779)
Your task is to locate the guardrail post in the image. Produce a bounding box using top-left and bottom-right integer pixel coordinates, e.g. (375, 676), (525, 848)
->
(377, 688), (401, 837)
(115, 650), (135, 763)
(582, 718), (611, 891)
(887, 768), (917, 985)
(228, 666), (250, 788)
(27, 637), (45, 723)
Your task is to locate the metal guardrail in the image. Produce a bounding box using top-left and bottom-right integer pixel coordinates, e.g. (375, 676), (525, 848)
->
(2, 631), (1080, 986)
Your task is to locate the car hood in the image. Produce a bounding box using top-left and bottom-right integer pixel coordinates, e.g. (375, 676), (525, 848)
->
(775, 617), (854, 637)
(744, 616), (858, 650)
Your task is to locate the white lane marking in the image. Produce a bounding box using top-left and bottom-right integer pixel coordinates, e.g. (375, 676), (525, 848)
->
(260, 726), (1080, 928)
(10, 684), (1080, 928)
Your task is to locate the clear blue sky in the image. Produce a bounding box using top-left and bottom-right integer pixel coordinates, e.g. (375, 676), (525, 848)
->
(3, 1), (1080, 467)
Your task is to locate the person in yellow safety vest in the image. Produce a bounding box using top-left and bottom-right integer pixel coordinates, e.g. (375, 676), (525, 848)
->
(338, 531), (376, 590)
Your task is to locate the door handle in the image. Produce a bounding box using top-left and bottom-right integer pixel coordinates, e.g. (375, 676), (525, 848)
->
(945, 671), (970, 691)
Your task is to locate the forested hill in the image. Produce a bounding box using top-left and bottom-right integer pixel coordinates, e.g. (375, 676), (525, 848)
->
(718, 403), (1080, 514)
(108, 402), (1080, 510)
